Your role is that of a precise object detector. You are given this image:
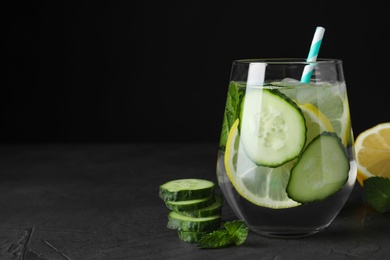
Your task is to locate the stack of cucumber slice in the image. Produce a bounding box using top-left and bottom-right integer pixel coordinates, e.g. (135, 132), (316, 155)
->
(159, 178), (224, 242)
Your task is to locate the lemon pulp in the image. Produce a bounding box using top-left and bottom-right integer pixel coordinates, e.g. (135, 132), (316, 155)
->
(354, 122), (390, 185)
(296, 83), (351, 146)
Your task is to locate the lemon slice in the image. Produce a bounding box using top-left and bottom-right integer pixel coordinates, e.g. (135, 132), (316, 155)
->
(293, 83), (351, 146)
(224, 119), (300, 209)
(354, 122), (390, 186)
(299, 103), (334, 146)
(320, 94), (351, 147)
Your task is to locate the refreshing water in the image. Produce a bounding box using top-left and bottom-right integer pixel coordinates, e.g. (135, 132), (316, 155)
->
(216, 150), (357, 238)
(217, 77), (357, 238)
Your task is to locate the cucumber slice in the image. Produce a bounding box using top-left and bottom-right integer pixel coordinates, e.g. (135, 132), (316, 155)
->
(165, 195), (216, 211)
(167, 211), (221, 232)
(179, 194), (223, 217)
(240, 88), (306, 167)
(286, 132), (350, 203)
(177, 231), (209, 243)
(159, 179), (215, 201)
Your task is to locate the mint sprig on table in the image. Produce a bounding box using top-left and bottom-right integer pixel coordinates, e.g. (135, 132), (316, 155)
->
(363, 176), (390, 213)
(197, 220), (248, 249)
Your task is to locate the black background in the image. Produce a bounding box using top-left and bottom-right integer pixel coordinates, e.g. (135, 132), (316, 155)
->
(4, 1), (389, 143)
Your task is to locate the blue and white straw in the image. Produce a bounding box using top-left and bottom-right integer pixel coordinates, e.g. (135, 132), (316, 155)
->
(300, 26), (325, 83)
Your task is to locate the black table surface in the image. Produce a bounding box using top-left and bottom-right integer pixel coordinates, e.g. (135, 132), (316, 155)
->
(0, 143), (389, 260)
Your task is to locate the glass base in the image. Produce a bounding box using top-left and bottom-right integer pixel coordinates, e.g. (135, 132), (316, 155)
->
(248, 224), (329, 239)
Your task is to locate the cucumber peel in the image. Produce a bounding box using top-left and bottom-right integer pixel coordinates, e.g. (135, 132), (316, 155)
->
(179, 194), (223, 217)
(165, 195), (216, 211)
(167, 211), (222, 232)
(159, 178), (215, 201)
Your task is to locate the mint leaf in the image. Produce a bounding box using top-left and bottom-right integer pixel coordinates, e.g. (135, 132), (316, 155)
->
(219, 81), (246, 151)
(224, 220), (248, 246)
(363, 177), (390, 213)
(197, 220), (248, 249)
(197, 230), (232, 248)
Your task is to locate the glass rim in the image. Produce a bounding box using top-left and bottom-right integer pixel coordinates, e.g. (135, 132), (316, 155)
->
(233, 58), (342, 65)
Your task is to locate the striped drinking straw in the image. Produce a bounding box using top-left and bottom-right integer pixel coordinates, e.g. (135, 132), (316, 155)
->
(300, 26), (325, 83)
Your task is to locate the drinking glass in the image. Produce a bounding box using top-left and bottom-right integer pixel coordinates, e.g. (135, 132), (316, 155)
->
(216, 58), (357, 238)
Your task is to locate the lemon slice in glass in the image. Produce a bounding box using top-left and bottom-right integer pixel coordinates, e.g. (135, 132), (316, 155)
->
(295, 83), (351, 146)
(224, 119), (300, 209)
(316, 92), (351, 147)
(299, 102), (334, 146)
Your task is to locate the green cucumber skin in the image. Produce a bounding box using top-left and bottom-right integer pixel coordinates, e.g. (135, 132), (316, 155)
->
(159, 188), (214, 202)
(179, 194), (223, 218)
(240, 88), (307, 167)
(167, 212), (222, 232)
(165, 196), (216, 211)
(286, 132), (350, 203)
(159, 179), (215, 201)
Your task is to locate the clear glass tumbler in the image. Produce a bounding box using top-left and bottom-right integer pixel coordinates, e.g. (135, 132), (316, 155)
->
(216, 58), (357, 238)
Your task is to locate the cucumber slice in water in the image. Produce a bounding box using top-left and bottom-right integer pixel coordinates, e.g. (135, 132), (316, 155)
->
(240, 88), (306, 167)
(165, 195), (216, 212)
(159, 179), (215, 201)
(286, 132), (350, 203)
(167, 211), (222, 232)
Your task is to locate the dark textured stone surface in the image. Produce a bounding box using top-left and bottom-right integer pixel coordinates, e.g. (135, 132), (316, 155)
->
(0, 143), (389, 260)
